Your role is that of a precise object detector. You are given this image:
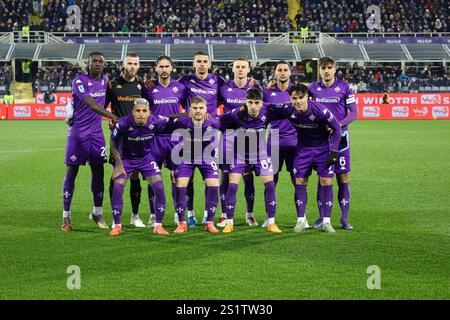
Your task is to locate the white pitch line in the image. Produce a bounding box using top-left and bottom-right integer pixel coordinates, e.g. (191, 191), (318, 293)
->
(0, 148), (64, 153)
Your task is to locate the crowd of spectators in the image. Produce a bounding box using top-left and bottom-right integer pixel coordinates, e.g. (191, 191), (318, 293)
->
(33, 61), (449, 94)
(299, 0), (449, 33)
(1, 0), (292, 33)
(2, 0), (448, 34)
(336, 64), (449, 92)
(0, 65), (12, 91)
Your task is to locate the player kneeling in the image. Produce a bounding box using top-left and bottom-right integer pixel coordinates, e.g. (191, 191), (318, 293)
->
(109, 98), (169, 236)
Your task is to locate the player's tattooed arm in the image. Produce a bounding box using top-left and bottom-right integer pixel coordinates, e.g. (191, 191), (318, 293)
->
(83, 95), (119, 123)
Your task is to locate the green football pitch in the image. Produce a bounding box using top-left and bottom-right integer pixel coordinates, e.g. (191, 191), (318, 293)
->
(0, 120), (449, 299)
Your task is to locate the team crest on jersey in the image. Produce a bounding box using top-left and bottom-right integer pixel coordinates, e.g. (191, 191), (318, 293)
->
(75, 79), (82, 84)
(149, 124), (155, 130)
(309, 114), (316, 121)
(137, 84), (142, 90)
(173, 86), (179, 93)
(334, 86), (341, 92)
(152, 88), (159, 93)
(128, 127), (134, 131)
(209, 79), (215, 85)
(271, 92), (277, 96)
(317, 87), (322, 91)
(116, 84), (123, 89)
(227, 87), (233, 92)
(261, 115), (266, 121)
(293, 168), (297, 174)
(70, 155), (77, 162)
(88, 82), (93, 86)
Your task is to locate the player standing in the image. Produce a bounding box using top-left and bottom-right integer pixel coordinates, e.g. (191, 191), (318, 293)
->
(270, 84), (341, 233)
(220, 88), (281, 233)
(109, 98), (169, 236)
(217, 57), (260, 227)
(167, 97), (220, 234)
(142, 55), (187, 227)
(308, 57), (358, 230)
(178, 51), (225, 227)
(105, 53), (146, 228)
(61, 52), (119, 231)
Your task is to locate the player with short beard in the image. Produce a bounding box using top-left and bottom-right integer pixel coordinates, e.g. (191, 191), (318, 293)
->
(105, 53), (147, 228)
(166, 96), (221, 234)
(177, 52), (225, 227)
(142, 55), (187, 227)
(109, 98), (169, 236)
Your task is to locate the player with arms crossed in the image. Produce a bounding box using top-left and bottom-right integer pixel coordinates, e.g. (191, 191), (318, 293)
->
(109, 98), (169, 236)
(217, 57), (261, 227)
(62, 51), (119, 231)
(105, 52), (147, 228)
(308, 56), (358, 230)
(271, 84), (341, 233)
(168, 96), (221, 234)
(220, 88), (281, 234)
(143, 55), (187, 227)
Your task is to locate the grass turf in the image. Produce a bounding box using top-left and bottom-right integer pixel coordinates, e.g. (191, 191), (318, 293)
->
(0, 120), (449, 299)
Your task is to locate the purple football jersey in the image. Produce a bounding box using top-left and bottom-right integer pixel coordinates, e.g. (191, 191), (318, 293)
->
(142, 80), (186, 137)
(111, 114), (169, 161)
(167, 115), (221, 164)
(263, 84), (298, 147)
(308, 78), (357, 131)
(270, 101), (341, 150)
(143, 80), (186, 117)
(219, 80), (262, 113)
(69, 73), (108, 138)
(220, 108), (271, 163)
(178, 73), (224, 115)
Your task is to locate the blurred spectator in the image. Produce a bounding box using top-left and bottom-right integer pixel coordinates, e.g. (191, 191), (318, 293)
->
(33, 61), (449, 93)
(1, 0), (292, 33)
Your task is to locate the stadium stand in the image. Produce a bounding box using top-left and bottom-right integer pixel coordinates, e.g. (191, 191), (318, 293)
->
(0, 0), (449, 97)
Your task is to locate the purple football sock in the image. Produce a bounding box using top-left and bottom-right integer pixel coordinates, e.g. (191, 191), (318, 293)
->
(219, 171), (229, 214)
(243, 173), (255, 213)
(317, 183), (323, 220)
(151, 180), (166, 224)
(225, 183), (239, 220)
(171, 182), (177, 215)
(187, 178), (194, 211)
(205, 186), (219, 222)
(264, 181), (277, 219)
(338, 183), (350, 222)
(147, 184), (155, 215)
(295, 184), (307, 218)
(175, 186), (187, 221)
(111, 183), (125, 225)
(90, 165), (104, 207)
(320, 185), (334, 218)
(62, 170), (76, 211)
